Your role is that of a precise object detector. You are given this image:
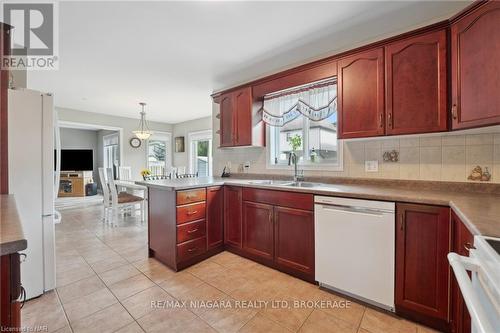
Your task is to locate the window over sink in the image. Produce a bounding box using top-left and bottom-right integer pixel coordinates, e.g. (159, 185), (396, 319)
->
(264, 78), (343, 170)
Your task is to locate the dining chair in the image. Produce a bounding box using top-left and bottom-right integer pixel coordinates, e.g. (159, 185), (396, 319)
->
(118, 166), (132, 180)
(100, 168), (145, 225)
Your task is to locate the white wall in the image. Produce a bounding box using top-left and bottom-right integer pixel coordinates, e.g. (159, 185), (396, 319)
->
(172, 116), (212, 168)
(57, 107), (173, 180)
(59, 127), (99, 181)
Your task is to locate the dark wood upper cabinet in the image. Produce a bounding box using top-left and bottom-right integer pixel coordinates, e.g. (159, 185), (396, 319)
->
(242, 201), (274, 263)
(219, 93), (234, 147)
(274, 206), (314, 278)
(451, 1), (500, 130)
(451, 210), (473, 333)
(337, 47), (385, 139)
(218, 87), (264, 147)
(385, 30), (448, 135)
(206, 186), (224, 250)
(395, 203), (451, 331)
(224, 186), (242, 249)
(234, 88), (252, 146)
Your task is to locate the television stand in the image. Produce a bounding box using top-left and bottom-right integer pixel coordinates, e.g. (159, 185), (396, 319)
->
(58, 171), (93, 197)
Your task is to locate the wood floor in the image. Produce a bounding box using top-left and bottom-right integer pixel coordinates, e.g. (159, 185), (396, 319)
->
(21, 205), (438, 333)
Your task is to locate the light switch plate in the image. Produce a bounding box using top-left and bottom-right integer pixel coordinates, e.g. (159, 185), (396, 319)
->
(365, 160), (379, 172)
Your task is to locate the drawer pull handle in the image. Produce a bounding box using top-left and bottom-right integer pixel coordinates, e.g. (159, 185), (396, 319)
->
(187, 247), (198, 253)
(464, 242), (476, 252)
(187, 228), (199, 234)
(187, 210), (198, 215)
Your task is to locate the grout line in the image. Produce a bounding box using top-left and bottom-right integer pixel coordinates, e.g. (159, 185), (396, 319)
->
(54, 288), (74, 333)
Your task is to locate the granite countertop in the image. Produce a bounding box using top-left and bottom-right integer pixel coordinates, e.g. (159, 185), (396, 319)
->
(136, 177), (500, 238)
(0, 195), (27, 255)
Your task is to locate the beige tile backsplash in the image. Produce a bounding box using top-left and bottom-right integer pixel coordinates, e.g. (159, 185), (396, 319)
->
(212, 104), (500, 183)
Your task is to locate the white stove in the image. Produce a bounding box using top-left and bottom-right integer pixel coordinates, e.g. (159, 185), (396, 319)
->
(448, 235), (500, 333)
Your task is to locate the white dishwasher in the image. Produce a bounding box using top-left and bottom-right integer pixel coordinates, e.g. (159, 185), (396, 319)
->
(315, 196), (395, 311)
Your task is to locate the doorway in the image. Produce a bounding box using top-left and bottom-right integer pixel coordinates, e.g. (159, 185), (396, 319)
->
(188, 130), (212, 177)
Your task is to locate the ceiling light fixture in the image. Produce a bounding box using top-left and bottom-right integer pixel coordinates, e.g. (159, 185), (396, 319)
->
(133, 102), (153, 140)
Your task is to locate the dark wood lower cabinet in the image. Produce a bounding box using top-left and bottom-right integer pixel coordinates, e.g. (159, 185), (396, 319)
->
(242, 201), (274, 263)
(224, 186), (242, 249)
(451, 211), (472, 333)
(395, 203), (451, 332)
(274, 206), (314, 278)
(1, 253), (22, 331)
(237, 188), (315, 281)
(207, 186), (224, 249)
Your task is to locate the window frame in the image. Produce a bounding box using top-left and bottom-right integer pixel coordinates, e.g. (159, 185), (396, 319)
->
(146, 131), (172, 173)
(187, 130), (213, 177)
(266, 118), (344, 171)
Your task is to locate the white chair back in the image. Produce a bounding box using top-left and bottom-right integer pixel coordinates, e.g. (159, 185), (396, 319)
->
(105, 168), (119, 205)
(176, 166), (186, 176)
(98, 167), (111, 208)
(118, 166), (132, 180)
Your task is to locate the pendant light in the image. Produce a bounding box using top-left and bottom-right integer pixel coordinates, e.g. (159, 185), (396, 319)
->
(133, 102), (153, 140)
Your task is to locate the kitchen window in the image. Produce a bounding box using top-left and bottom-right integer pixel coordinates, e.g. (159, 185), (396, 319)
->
(265, 79), (342, 170)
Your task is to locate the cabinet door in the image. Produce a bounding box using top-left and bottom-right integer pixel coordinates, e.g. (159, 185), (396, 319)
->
(207, 186), (224, 249)
(386, 30), (448, 135)
(395, 203), (451, 327)
(224, 186), (242, 248)
(274, 206), (314, 278)
(451, 1), (500, 129)
(338, 48), (385, 138)
(234, 87), (252, 146)
(219, 93), (234, 147)
(451, 211), (473, 333)
(242, 201), (274, 263)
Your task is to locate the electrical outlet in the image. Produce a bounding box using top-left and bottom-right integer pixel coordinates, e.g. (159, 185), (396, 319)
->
(365, 160), (379, 172)
(243, 161), (250, 173)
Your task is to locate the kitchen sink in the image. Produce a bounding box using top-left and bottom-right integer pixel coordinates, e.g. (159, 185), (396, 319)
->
(247, 180), (293, 186)
(285, 182), (321, 188)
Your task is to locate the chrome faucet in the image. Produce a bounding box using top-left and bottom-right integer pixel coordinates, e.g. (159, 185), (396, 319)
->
(290, 152), (305, 182)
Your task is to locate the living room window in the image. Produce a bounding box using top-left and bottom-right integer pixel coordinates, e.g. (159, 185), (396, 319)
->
(265, 79), (342, 170)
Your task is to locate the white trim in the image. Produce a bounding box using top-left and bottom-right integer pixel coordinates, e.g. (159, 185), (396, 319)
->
(187, 130), (212, 176)
(59, 120), (124, 167)
(265, 124), (344, 171)
(145, 131), (173, 172)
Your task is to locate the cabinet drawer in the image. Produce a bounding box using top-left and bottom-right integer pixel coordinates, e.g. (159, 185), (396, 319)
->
(177, 219), (206, 243)
(177, 237), (207, 262)
(242, 188), (314, 211)
(177, 202), (206, 224)
(177, 188), (206, 205)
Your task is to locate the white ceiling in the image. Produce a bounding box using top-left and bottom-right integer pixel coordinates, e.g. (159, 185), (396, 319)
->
(28, 1), (471, 124)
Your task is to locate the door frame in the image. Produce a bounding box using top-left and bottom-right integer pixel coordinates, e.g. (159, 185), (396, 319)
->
(187, 129), (212, 176)
(58, 121), (124, 167)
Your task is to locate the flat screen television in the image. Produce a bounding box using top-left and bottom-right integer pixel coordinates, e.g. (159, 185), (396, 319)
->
(57, 149), (94, 171)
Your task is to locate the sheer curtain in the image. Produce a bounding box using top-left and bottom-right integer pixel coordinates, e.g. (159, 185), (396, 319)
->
(262, 81), (337, 127)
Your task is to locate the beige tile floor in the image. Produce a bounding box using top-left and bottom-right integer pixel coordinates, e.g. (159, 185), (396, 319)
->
(21, 204), (439, 333)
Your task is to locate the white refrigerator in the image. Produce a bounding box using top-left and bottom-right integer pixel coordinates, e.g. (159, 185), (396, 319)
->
(8, 88), (60, 300)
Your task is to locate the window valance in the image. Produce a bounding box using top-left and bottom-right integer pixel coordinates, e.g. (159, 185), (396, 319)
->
(261, 78), (337, 127)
